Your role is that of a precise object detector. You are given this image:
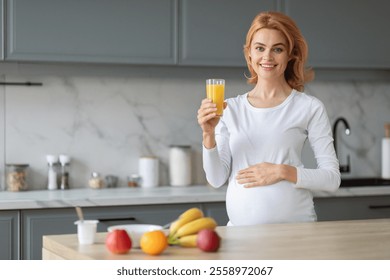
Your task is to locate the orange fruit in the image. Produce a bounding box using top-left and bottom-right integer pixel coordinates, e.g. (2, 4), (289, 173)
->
(140, 230), (168, 255)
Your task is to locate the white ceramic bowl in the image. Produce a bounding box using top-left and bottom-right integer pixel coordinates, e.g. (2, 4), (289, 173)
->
(107, 224), (163, 248)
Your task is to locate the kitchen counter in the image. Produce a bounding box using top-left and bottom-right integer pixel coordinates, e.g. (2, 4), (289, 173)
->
(42, 218), (390, 260)
(1, 184), (390, 210)
(0, 185), (226, 210)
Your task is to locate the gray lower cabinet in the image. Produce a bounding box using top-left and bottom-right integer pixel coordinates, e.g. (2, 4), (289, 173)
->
(21, 203), (210, 260)
(21, 208), (77, 260)
(284, 0), (390, 68)
(0, 210), (20, 260)
(6, 0), (177, 64)
(201, 202), (229, 226)
(314, 195), (390, 221)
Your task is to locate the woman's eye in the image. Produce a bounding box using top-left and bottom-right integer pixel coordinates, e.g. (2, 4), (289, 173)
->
(256, 46), (265, 52)
(273, 47), (283, 53)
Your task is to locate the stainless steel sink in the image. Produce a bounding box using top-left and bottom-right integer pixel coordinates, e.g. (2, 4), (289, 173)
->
(340, 177), (390, 187)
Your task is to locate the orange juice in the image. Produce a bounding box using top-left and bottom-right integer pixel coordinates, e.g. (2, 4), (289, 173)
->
(206, 79), (225, 116)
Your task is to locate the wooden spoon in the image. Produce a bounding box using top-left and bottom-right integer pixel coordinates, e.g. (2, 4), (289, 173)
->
(75, 206), (84, 222)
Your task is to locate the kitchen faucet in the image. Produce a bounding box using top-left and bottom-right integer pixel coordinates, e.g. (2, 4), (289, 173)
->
(332, 117), (351, 173)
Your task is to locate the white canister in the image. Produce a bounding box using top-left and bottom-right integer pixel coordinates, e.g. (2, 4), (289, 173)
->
(139, 157), (159, 188)
(382, 123), (390, 179)
(169, 145), (192, 186)
(382, 138), (390, 179)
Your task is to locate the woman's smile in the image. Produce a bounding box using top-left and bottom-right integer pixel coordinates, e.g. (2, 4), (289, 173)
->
(260, 63), (277, 70)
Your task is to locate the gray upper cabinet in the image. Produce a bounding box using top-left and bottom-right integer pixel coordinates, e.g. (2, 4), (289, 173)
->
(5, 0), (177, 64)
(4, 0), (390, 68)
(179, 0), (277, 66)
(284, 0), (390, 69)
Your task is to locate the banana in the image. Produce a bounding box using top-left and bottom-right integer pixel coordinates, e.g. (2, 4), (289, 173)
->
(176, 234), (198, 247)
(172, 217), (217, 239)
(179, 207), (204, 220)
(168, 208), (204, 238)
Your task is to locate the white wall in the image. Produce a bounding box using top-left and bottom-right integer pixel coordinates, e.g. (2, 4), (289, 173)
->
(1, 63), (389, 190)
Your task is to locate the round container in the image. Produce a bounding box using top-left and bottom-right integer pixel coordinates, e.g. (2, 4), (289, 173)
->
(88, 172), (104, 189)
(169, 145), (192, 186)
(105, 175), (118, 188)
(138, 157), (159, 188)
(127, 174), (141, 187)
(6, 164), (29, 192)
(107, 224), (163, 248)
(74, 220), (99, 245)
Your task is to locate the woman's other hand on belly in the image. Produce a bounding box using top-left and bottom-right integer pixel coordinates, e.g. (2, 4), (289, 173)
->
(236, 163), (297, 188)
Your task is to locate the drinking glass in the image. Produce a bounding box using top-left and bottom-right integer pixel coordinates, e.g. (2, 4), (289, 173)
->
(206, 79), (225, 116)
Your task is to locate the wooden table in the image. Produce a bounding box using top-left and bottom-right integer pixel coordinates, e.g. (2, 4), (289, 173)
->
(42, 219), (390, 260)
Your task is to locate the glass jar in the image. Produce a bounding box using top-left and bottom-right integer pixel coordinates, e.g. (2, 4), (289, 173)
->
(127, 174), (141, 187)
(88, 172), (104, 189)
(6, 164), (29, 192)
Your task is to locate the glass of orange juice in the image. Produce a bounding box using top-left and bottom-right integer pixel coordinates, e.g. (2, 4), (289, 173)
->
(206, 79), (225, 116)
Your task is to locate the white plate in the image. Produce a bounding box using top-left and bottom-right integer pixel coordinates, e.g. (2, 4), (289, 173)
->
(107, 224), (163, 248)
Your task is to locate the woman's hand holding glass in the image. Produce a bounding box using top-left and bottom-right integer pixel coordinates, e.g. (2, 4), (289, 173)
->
(197, 99), (227, 149)
(197, 99), (219, 133)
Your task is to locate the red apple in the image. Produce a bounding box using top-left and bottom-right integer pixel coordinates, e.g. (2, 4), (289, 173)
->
(106, 229), (132, 254)
(197, 229), (221, 252)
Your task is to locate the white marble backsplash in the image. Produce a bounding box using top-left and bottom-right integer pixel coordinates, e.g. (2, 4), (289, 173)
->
(1, 66), (389, 190)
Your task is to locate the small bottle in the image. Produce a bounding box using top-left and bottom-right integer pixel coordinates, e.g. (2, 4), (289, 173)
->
(382, 123), (390, 179)
(46, 155), (59, 190)
(59, 155), (71, 190)
(89, 172), (104, 189)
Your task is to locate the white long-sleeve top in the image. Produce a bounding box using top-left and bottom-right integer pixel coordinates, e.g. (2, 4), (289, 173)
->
(203, 90), (340, 226)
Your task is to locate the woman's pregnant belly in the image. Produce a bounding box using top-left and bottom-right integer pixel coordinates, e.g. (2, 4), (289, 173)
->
(226, 180), (316, 226)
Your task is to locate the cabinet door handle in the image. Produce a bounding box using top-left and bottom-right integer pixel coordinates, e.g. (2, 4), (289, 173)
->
(98, 217), (136, 222)
(368, 205), (390, 209)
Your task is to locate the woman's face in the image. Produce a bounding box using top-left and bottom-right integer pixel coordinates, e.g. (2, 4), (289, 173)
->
(249, 28), (290, 81)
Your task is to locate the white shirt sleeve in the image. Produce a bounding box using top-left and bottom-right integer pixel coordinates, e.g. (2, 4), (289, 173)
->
(202, 118), (231, 188)
(295, 98), (341, 192)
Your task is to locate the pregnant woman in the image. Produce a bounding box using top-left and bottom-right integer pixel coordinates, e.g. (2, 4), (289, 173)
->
(197, 11), (340, 226)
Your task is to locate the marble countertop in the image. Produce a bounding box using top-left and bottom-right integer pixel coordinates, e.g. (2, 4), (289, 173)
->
(1, 184), (390, 211)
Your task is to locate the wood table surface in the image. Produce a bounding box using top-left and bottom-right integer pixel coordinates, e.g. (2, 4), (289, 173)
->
(42, 218), (390, 260)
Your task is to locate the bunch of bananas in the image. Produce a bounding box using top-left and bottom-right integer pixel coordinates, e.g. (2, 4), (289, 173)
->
(167, 207), (217, 247)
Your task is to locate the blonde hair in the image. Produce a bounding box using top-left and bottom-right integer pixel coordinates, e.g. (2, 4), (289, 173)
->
(243, 11), (314, 91)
